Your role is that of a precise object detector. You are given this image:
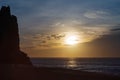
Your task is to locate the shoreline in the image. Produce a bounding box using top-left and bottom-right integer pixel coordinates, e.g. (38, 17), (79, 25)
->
(36, 67), (120, 80)
(0, 64), (120, 80)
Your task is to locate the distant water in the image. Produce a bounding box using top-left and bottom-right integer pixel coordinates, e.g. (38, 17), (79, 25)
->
(31, 58), (120, 76)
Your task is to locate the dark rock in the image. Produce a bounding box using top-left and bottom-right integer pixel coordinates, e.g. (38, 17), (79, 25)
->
(0, 6), (32, 64)
(0, 6), (39, 80)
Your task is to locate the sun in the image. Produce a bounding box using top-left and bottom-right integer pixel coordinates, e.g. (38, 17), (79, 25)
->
(65, 35), (79, 45)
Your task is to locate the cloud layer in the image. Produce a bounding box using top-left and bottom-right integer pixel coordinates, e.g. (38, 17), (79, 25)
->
(1, 0), (120, 57)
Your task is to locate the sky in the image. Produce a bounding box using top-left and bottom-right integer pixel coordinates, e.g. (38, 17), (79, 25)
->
(0, 0), (120, 58)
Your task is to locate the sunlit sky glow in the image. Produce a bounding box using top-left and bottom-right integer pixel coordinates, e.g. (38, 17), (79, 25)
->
(64, 35), (80, 45)
(0, 0), (120, 57)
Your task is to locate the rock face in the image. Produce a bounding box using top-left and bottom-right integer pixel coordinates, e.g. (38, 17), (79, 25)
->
(0, 6), (31, 64)
(0, 6), (39, 80)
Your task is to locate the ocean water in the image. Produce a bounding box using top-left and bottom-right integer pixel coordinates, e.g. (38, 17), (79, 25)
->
(31, 58), (120, 76)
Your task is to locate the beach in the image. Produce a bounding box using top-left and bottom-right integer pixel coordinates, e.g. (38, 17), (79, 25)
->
(36, 67), (120, 80)
(0, 65), (120, 80)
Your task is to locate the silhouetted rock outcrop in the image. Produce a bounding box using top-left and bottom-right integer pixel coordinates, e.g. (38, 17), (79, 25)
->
(0, 6), (39, 80)
(0, 6), (32, 64)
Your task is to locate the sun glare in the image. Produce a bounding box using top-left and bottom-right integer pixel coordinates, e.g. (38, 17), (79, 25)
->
(65, 35), (79, 45)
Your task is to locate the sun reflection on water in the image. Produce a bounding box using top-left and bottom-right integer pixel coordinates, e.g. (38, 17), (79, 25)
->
(67, 58), (77, 68)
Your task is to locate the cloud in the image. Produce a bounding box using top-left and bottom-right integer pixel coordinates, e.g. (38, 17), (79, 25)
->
(81, 31), (120, 57)
(51, 34), (65, 40)
(84, 11), (109, 19)
(20, 22), (112, 50)
(111, 28), (120, 31)
(20, 33), (66, 50)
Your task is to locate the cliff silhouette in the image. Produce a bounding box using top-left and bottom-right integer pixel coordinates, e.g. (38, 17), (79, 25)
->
(0, 6), (39, 80)
(0, 6), (32, 64)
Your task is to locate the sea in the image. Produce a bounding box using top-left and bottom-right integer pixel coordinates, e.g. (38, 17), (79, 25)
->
(31, 58), (120, 76)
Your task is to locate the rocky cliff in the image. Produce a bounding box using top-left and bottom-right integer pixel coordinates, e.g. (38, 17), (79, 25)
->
(0, 6), (32, 64)
(0, 6), (39, 80)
